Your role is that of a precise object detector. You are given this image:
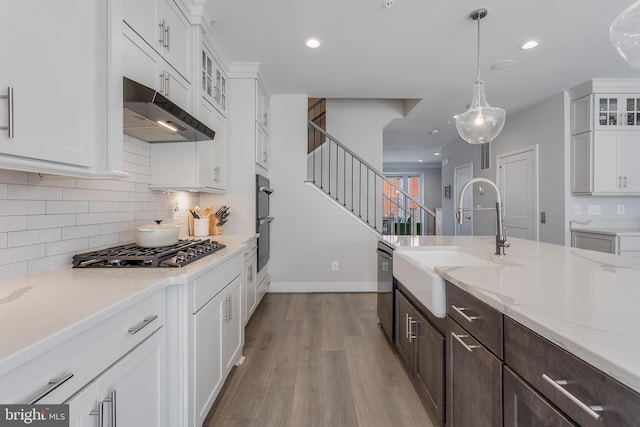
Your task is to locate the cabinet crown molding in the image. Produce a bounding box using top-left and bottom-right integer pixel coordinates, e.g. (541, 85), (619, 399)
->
(568, 78), (640, 100)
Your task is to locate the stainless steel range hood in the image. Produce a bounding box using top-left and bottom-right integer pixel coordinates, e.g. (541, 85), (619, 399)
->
(123, 77), (215, 142)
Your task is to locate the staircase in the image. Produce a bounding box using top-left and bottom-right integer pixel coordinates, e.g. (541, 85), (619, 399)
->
(306, 119), (436, 236)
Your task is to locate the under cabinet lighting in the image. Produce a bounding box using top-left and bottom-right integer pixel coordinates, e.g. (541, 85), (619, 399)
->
(157, 120), (178, 132)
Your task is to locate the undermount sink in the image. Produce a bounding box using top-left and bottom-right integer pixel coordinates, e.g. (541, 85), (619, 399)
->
(393, 247), (499, 318)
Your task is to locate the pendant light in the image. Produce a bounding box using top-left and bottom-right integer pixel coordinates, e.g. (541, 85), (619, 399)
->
(610, 0), (640, 70)
(455, 8), (506, 145)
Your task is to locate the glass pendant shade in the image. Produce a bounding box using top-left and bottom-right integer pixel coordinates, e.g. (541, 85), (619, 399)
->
(455, 80), (506, 144)
(456, 8), (506, 145)
(611, 0), (640, 69)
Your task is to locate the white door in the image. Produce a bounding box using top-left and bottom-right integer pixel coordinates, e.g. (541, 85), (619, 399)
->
(497, 146), (538, 241)
(454, 163), (473, 236)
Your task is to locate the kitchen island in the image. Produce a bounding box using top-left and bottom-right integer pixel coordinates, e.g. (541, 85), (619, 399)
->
(384, 235), (640, 394)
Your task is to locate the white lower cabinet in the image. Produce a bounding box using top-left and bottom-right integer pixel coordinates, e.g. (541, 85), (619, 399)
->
(243, 248), (258, 325)
(66, 329), (166, 427)
(188, 253), (244, 427)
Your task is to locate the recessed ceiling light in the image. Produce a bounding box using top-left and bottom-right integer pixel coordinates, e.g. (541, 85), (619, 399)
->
(521, 40), (540, 50)
(491, 59), (516, 70)
(430, 129), (439, 135)
(434, 152), (441, 156)
(418, 159), (424, 162)
(305, 38), (321, 48)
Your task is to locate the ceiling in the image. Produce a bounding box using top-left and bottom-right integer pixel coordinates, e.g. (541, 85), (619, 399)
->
(206, 0), (639, 165)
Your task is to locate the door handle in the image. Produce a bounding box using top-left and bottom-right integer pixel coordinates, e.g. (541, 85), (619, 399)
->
(0, 87), (14, 138)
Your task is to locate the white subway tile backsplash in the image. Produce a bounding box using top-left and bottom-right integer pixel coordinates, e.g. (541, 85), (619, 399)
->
(8, 184), (63, 200)
(76, 212), (111, 225)
(100, 190), (130, 202)
(76, 179), (111, 190)
(100, 221), (129, 235)
(110, 211), (136, 223)
(28, 214), (76, 230)
(88, 233), (120, 249)
(62, 188), (102, 201)
(0, 262), (28, 281)
(0, 200), (46, 216)
(0, 216), (27, 232)
(29, 173), (77, 188)
(0, 244), (46, 264)
(47, 200), (89, 214)
(0, 138), (193, 281)
(28, 253), (72, 275)
(45, 238), (88, 257)
(62, 225), (101, 240)
(89, 201), (121, 213)
(0, 170), (28, 184)
(110, 180), (136, 192)
(9, 228), (62, 247)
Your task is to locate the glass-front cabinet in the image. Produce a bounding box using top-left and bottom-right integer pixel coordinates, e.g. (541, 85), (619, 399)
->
(201, 45), (227, 115)
(595, 94), (640, 129)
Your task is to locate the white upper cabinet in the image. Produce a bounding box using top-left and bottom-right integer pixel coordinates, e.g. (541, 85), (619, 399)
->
(572, 93), (640, 134)
(201, 44), (228, 115)
(123, 0), (191, 81)
(0, 0), (124, 178)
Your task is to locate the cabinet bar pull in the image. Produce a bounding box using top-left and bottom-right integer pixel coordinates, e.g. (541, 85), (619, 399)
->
(26, 372), (74, 404)
(228, 295), (233, 320)
(541, 373), (603, 420)
(408, 317), (417, 343)
(128, 314), (158, 334)
(110, 390), (117, 427)
(405, 313), (409, 339)
(624, 176), (627, 188)
(165, 25), (170, 50)
(158, 20), (166, 45)
(89, 400), (105, 427)
(451, 305), (478, 323)
(451, 332), (479, 352)
(0, 87), (14, 138)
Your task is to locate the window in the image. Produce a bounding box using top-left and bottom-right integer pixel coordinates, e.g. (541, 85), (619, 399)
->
(383, 173), (422, 219)
(481, 142), (491, 170)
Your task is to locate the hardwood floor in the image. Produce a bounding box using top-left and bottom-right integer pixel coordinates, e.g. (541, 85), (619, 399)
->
(204, 293), (434, 427)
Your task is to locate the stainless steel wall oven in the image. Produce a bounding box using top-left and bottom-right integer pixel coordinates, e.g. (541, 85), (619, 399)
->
(256, 174), (274, 272)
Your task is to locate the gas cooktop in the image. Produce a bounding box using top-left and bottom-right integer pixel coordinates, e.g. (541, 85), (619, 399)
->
(72, 239), (225, 268)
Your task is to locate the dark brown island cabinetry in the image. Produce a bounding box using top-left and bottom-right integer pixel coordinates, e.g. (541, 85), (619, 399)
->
(504, 317), (640, 427)
(395, 286), (446, 426)
(446, 283), (503, 427)
(394, 278), (640, 427)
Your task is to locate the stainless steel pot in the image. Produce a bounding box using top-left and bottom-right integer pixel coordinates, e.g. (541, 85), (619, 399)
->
(136, 220), (179, 247)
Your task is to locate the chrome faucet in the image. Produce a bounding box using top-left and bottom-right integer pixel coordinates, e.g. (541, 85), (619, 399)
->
(456, 177), (510, 255)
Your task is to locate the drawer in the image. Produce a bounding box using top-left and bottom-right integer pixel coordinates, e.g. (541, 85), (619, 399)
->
(447, 282), (503, 358)
(504, 317), (640, 427)
(619, 235), (640, 251)
(0, 290), (166, 404)
(193, 253), (243, 313)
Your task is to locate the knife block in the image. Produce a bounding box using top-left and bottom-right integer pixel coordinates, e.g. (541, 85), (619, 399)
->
(210, 216), (223, 235)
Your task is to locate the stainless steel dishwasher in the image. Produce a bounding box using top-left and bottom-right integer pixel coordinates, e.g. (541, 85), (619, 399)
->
(377, 241), (395, 342)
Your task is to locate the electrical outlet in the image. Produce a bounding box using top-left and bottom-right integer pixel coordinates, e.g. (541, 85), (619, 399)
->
(618, 205), (625, 215)
(540, 212), (546, 224)
(575, 205), (582, 215)
(172, 204), (180, 220)
(588, 205), (601, 215)
(331, 261), (339, 272)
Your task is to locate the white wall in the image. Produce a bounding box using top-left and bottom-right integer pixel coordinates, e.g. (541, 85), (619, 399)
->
(0, 137), (199, 281)
(269, 96), (403, 291)
(442, 93), (566, 244)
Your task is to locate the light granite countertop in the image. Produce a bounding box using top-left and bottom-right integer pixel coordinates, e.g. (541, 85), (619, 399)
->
(382, 235), (640, 393)
(0, 234), (255, 377)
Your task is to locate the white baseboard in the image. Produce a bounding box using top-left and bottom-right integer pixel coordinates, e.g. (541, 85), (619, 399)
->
(268, 281), (377, 293)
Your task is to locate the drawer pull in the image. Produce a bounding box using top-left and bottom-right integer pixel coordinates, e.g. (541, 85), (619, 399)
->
(26, 372), (74, 404)
(128, 315), (158, 335)
(542, 373), (603, 420)
(451, 332), (480, 352)
(451, 305), (479, 323)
